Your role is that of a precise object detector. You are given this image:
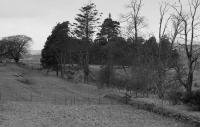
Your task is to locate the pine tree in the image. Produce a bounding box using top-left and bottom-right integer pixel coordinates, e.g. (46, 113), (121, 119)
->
(73, 2), (101, 83)
(97, 13), (120, 41)
(41, 21), (71, 76)
(90, 14), (121, 65)
(74, 2), (101, 41)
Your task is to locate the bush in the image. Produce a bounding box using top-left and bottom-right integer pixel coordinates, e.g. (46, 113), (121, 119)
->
(194, 83), (199, 87)
(181, 92), (192, 104)
(181, 90), (200, 111)
(190, 91), (200, 110)
(191, 91), (200, 103)
(97, 65), (130, 90)
(97, 65), (115, 88)
(166, 90), (183, 105)
(122, 93), (131, 104)
(17, 78), (34, 85)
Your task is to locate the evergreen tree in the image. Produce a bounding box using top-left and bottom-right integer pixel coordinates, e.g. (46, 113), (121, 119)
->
(73, 2), (101, 41)
(97, 13), (120, 41)
(41, 21), (71, 75)
(73, 2), (101, 83)
(143, 36), (159, 66)
(90, 14), (121, 65)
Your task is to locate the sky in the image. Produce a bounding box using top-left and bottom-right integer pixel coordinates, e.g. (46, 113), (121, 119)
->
(0, 0), (187, 50)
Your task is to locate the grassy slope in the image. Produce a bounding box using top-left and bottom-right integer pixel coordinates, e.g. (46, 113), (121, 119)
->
(0, 102), (192, 127)
(21, 53), (200, 87)
(0, 64), (193, 127)
(0, 64), (107, 104)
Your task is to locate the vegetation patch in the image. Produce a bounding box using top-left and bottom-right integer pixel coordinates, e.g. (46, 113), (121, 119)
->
(16, 78), (33, 85)
(105, 94), (200, 127)
(14, 73), (34, 85)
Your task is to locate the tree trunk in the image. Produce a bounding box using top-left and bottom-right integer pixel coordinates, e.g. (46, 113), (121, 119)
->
(56, 66), (59, 77)
(79, 51), (83, 68)
(46, 69), (49, 75)
(14, 58), (19, 63)
(134, 17), (138, 45)
(69, 50), (72, 70)
(83, 51), (90, 83)
(60, 64), (64, 78)
(186, 68), (193, 96)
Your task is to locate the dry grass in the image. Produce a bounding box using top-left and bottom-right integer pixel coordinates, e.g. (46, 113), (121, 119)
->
(0, 102), (192, 127)
(0, 64), (194, 127)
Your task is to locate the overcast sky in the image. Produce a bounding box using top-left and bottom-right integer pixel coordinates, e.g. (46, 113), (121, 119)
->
(0, 0), (188, 50)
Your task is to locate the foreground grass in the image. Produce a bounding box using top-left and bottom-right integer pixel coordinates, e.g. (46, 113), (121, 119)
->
(0, 63), (195, 127)
(0, 102), (192, 127)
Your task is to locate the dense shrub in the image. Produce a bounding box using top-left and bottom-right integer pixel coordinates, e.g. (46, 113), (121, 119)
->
(191, 93), (200, 104)
(166, 90), (183, 105)
(190, 91), (200, 108)
(181, 90), (200, 110)
(17, 77), (34, 85)
(97, 65), (130, 90)
(181, 92), (192, 104)
(194, 83), (199, 87)
(97, 65), (115, 88)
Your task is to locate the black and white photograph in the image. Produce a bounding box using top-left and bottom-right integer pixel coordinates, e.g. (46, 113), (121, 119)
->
(0, 0), (200, 126)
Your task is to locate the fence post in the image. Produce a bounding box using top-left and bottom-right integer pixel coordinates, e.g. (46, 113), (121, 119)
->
(71, 98), (73, 105)
(74, 96), (75, 105)
(30, 92), (33, 102)
(88, 97), (90, 105)
(65, 96), (67, 105)
(16, 93), (17, 101)
(98, 96), (101, 105)
(135, 91), (137, 98)
(54, 95), (56, 104)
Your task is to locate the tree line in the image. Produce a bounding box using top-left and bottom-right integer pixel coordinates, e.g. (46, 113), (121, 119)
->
(41, 0), (200, 99)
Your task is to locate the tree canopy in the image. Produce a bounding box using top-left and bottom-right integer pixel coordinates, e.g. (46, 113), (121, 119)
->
(0, 35), (32, 62)
(73, 2), (101, 41)
(97, 13), (120, 41)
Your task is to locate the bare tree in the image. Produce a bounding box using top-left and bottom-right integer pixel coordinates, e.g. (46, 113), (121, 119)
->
(172, 0), (200, 96)
(159, 1), (171, 42)
(154, 2), (171, 98)
(122, 0), (146, 42)
(170, 13), (183, 47)
(1, 35), (32, 63)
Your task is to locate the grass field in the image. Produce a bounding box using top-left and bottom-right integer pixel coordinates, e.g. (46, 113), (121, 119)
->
(21, 53), (200, 88)
(0, 63), (194, 127)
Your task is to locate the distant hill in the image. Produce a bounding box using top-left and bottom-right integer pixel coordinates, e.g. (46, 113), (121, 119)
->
(22, 54), (41, 64)
(175, 44), (200, 56)
(29, 50), (41, 55)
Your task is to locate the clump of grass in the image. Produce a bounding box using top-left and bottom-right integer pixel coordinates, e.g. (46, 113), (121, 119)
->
(194, 83), (199, 87)
(16, 76), (33, 85)
(17, 78), (33, 85)
(97, 65), (115, 89)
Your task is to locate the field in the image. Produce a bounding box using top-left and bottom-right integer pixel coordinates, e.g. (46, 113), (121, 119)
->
(0, 63), (194, 127)
(21, 53), (200, 88)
